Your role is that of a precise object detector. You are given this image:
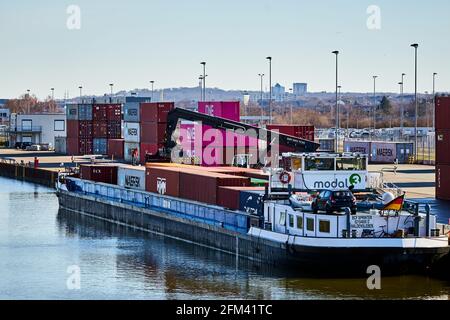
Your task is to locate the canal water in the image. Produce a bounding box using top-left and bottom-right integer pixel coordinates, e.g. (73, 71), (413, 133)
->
(0, 176), (449, 300)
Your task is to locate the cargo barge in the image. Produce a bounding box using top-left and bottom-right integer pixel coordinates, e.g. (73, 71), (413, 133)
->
(57, 155), (450, 276)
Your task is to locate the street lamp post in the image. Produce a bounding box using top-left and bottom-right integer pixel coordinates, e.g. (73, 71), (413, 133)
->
(433, 72), (437, 130)
(198, 76), (203, 101)
(78, 86), (83, 103)
(150, 81), (155, 102)
(411, 43), (419, 160)
(51, 88), (55, 100)
(200, 62), (206, 101)
(337, 85), (342, 131)
(266, 57), (272, 124)
(258, 73), (265, 123)
(372, 76), (378, 141)
(399, 81), (403, 128)
(332, 51), (339, 152)
(400, 73), (405, 129)
(289, 88), (293, 124)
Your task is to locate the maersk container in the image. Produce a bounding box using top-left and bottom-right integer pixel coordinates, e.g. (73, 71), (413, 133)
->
(370, 142), (396, 163)
(344, 141), (371, 155)
(124, 142), (140, 163)
(118, 166), (146, 190)
(123, 103), (140, 122)
(93, 138), (108, 155)
(435, 96), (450, 130)
(123, 122), (140, 143)
(66, 104), (78, 120)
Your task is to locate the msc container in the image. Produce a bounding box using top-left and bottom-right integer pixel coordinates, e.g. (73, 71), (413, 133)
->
(66, 104), (79, 120)
(106, 104), (122, 121)
(239, 188), (265, 216)
(145, 166), (181, 197)
(124, 142), (140, 163)
(370, 142), (397, 163)
(436, 130), (450, 165)
(198, 101), (240, 122)
(118, 166), (146, 190)
(108, 139), (124, 159)
(78, 104), (93, 121)
(124, 122), (140, 143)
(93, 105), (108, 121)
(107, 121), (122, 139)
(140, 102), (174, 123)
(93, 121), (108, 138)
(179, 171), (251, 205)
(435, 96), (450, 130)
(66, 120), (79, 139)
(140, 143), (163, 164)
(93, 138), (108, 155)
(123, 102), (140, 122)
(54, 136), (67, 154)
(140, 122), (167, 144)
(436, 165), (450, 201)
(80, 164), (118, 185)
(395, 142), (414, 164)
(344, 141), (371, 154)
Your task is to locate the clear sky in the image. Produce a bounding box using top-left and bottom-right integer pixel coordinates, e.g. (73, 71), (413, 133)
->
(0, 0), (449, 99)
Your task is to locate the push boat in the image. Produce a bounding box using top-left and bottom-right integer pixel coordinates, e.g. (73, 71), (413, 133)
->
(56, 152), (450, 276)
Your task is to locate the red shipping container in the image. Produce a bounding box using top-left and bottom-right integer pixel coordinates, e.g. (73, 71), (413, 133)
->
(108, 121), (122, 139)
(93, 121), (108, 138)
(140, 102), (175, 123)
(436, 130), (450, 165)
(267, 125), (315, 141)
(67, 120), (80, 139)
(106, 104), (122, 121)
(66, 137), (79, 155)
(79, 138), (93, 155)
(108, 139), (125, 159)
(436, 97), (450, 130)
(79, 121), (93, 138)
(145, 166), (181, 197)
(179, 171), (251, 205)
(436, 165), (450, 201)
(140, 143), (163, 164)
(140, 122), (167, 144)
(93, 105), (108, 121)
(80, 164), (119, 185)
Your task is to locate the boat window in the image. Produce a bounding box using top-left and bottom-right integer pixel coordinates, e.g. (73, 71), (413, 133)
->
(288, 214), (294, 228)
(279, 211), (286, 226)
(297, 216), (303, 229)
(336, 158), (367, 171)
(319, 220), (331, 233)
(306, 218), (315, 231)
(291, 158), (302, 171)
(305, 158), (335, 171)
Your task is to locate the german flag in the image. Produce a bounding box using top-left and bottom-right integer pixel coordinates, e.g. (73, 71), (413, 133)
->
(381, 194), (405, 212)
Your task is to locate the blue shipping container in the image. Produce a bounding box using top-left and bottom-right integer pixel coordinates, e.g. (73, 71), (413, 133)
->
(123, 102), (140, 122)
(93, 138), (108, 155)
(239, 190), (265, 216)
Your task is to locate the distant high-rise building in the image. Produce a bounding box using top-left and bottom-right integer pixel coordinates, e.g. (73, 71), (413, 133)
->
(272, 83), (285, 102)
(293, 83), (308, 96)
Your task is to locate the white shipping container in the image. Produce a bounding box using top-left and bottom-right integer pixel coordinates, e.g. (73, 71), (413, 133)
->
(124, 142), (140, 163)
(124, 122), (140, 143)
(118, 166), (146, 190)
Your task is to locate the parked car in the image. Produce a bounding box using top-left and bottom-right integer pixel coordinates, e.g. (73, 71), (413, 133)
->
(312, 190), (357, 214)
(26, 145), (41, 151)
(15, 142), (33, 150)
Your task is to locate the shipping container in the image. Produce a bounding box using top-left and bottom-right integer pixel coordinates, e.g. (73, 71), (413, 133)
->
(124, 96), (152, 103)
(93, 121), (108, 138)
(108, 139), (124, 159)
(123, 122), (140, 143)
(93, 105), (108, 121)
(344, 141), (371, 154)
(93, 138), (108, 155)
(80, 164), (119, 185)
(66, 137), (79, 155)
(239, 189), (265, 216)
(179, 171), (251, 205)
(123, 102), (140, 122)
(318, 139), (335, 152)
(198, 101), (240, 122)
(140, 143), (163, 164)
(217, 186), (264, 211)
(435, 96), (450, 130)
(140, 122), (167, 144)
(118, 166), (146, 190)
(370, 142), (397, 163)
(66, 104), (79, 120)
(66, 120), (79, 139)
(54, 136), (67, 154)
(79, 138), (93, 155)
(107, 121), (122, 139)
(79, 120), (93, 138)
(124, 142), (140, 163)
(145, 166), (181, 197)
(436, 130), (450, 165)
(78, 104), (93, 121)
(140, 102), (174, 123)
(395, 143), (414, 164)
(436, 165), (450, 201)
(267, 125), (315, 141)
(106, 104), (122, 121)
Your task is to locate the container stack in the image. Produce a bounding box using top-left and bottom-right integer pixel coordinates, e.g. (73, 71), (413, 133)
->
(343, 141), (414, 164)
(123, 101), (141, 163)
(66, 103), (122, 156)
(140, 102), (174, 164)
(435, 96), (450, 200)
